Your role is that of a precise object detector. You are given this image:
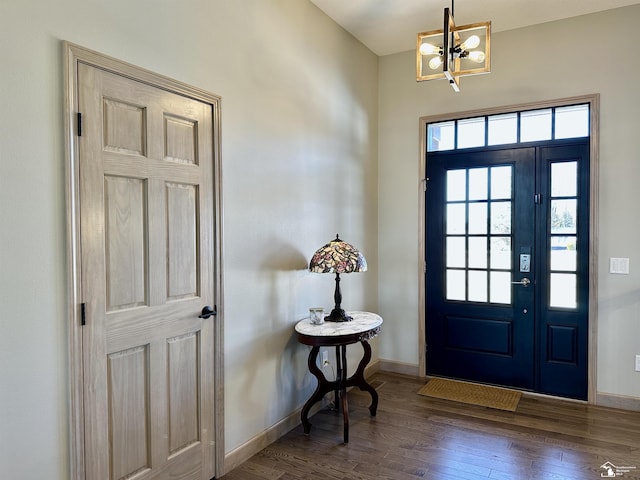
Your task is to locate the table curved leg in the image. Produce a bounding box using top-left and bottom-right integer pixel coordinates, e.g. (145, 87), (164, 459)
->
(352, 340), (378, 416)
(300, 346), (327, 435)
(340, 345), (349, 443)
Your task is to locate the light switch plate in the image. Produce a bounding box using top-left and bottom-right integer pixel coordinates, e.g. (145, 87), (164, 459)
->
(635, 355), (640, 372)
(610, 257), (630, 274)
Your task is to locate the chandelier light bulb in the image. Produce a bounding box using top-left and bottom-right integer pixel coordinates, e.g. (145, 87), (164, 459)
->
(468, 50), (485, 63)
(428, 56), (443, 70)
(419, 42), (440, 55)
(460, 34), (480, 50)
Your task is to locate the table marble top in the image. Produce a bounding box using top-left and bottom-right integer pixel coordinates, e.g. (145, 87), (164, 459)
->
(295, 311), (383, 337)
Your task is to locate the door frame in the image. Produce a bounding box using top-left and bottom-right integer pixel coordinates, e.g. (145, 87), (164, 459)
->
(63, 42), (225, 479)
(418, 94), (599, 403)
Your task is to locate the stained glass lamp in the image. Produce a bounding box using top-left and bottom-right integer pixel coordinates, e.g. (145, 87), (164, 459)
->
(309, 234), (367, 322)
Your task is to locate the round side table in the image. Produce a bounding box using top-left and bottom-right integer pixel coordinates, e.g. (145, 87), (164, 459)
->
(295, 311), (382, 443)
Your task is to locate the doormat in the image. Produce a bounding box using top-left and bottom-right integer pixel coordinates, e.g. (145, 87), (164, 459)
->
(417, 378), (521, 412)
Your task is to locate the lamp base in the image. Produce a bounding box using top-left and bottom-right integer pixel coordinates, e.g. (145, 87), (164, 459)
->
(325, 307), (353, 322)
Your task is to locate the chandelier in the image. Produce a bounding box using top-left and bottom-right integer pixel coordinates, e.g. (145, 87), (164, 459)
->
(416, 0), (491, 92)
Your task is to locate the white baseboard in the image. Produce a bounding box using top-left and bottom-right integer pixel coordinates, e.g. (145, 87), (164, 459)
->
(223, 401), (323, 475)
(364, 358), (381, 377)
(378, 358), (420, 377)
(223, 361), (391, 475)
(596, 391), (640, 411)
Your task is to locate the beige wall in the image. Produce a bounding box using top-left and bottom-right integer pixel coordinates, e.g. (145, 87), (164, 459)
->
(3, 1), (639, 478)
(378, 5), (640, 399)
(0, 0), (378, 478)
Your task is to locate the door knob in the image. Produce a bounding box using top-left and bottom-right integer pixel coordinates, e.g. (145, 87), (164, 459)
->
(198, 305), (217, 319)
(511, 278), (531, 287)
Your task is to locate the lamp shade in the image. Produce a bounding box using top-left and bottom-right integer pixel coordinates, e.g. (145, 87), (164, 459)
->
(309, 234), (367, 322)
(309, 235), (367, 274)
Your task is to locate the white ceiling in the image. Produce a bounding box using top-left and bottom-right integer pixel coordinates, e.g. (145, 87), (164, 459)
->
(309, 0), (640, 56)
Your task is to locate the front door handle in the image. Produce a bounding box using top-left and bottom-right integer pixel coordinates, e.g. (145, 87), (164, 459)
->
(512, 278), (531, 287)
(198, 305), (217, 319)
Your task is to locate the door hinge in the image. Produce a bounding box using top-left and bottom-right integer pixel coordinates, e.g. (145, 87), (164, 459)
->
(81, 302), (86, 326)
(77, 112), (83, 137)
(424, 261), (427, 274)
(534, 193), (542, 204)
(422, 178), (428, 192)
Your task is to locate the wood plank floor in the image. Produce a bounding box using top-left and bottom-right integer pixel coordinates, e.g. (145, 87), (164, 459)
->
(219, 372), (640, 480)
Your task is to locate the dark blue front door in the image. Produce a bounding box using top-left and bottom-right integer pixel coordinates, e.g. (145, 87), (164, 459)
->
(426, 140), (589, 399)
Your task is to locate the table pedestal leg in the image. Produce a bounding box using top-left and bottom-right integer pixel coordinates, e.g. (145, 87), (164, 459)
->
(347, 340), (378, 417)
(300, 340), (378, 443)
(339, 345), (349, 443)
(334, 345), (341, 409)
(300, 346), (325, 435)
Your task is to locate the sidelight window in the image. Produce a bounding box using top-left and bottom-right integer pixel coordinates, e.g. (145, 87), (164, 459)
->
(549, 161), (579, 308)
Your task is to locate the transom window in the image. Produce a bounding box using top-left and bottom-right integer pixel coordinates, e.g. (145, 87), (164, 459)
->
(428, 104), (589, 152)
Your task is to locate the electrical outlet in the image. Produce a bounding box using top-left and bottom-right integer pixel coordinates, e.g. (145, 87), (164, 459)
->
(635, 355), (640, 372)
(321, 350), (329, 366)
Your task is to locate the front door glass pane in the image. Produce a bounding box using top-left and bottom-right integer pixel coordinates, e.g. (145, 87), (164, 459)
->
(446, 269), (466, 300)
(469, 203), (488, 234)
(490, 237), (511, 269)
(490, 271), (511, 304)
(447, 169), (466, 201)
(447, 203), (466, 234)
(490, 202), (511, 234)
(468, 236), (488, 268)
(447, 237), (466, 268)
(551, 162), (577, 197)
(490, 166), (512, 199)
(469, 168), (488, 200)
(551, 199), (577, 234)
(551, 236), (577, 271)
(468, 270), (488, 302)
(550, 273), (577, 308)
